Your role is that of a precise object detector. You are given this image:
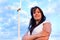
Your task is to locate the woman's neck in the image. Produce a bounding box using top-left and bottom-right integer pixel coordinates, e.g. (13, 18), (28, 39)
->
(36, 20), (40, 25)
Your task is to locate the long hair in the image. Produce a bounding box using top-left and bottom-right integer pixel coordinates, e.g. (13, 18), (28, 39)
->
(28, 6), (46, 35)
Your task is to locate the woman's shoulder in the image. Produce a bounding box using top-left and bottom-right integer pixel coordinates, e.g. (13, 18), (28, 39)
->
(43, 20), (51, 33)
(43, 20), (51, 24)
(43, 20), (51, 27)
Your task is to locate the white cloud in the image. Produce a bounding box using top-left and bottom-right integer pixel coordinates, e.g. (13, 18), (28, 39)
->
(5, 2), (20, 10)
(12, 26), (17, 30)
(12, 37), (18, 40)
(0, 7), (4, 13)
(5, 5), (18, 10)
(43, 7), (55, 14)
(49, 36), (60, 40)
(0, 14), (18, 27)
(43, 2), (57, 14)
(28, 1), (38, 9)
(0, 9), (3, 13)
(22, 0), (30, 3)
(0, 27), (2, 30)
(11, 14), (18, 22)
(0, 31), (17, 39)
(0, 17), (3, 22)
(48, 0), (52, 2)
(49, 37), (55, 40)
(20, 9), (31, 18)
(1, 18), (11, 26)
(20, 17), (30, 26)
(6, 13), (18, 21)
(20, 9), (27, 15)
(0, 28), (10, 36)
(20, 36), (22, 40)
(0, 0), (7, 3)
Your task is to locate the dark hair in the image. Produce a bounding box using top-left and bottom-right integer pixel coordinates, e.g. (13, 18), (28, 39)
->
(28, 6), (46, 35)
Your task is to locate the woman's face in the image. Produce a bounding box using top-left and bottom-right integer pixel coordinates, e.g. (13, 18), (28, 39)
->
(33, 8), (42, 21)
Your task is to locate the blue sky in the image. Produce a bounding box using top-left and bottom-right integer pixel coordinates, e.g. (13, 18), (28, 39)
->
(0, 0), (20, 40)
(20, 0), (60, 40)
(0, 0), (60, 40)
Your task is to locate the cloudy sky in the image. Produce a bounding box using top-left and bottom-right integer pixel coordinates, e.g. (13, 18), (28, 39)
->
(0, 0), (20, 40)
(0, 0), (60, 40)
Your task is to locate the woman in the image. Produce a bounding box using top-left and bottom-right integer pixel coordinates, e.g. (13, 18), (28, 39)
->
(22, 6), (51, 40)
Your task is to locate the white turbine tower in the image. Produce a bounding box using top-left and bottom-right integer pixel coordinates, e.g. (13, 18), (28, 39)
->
(17, 8), (21, 40)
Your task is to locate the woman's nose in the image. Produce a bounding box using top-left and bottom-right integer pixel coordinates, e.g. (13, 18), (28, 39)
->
(35, 13), (38, 15)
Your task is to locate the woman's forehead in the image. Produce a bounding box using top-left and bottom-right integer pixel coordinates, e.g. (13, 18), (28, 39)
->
(33, 8), (39, 11)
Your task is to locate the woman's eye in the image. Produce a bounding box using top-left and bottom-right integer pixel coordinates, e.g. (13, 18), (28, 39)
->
(33, 12), (35, 14)
(38, 12), (40, 13)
